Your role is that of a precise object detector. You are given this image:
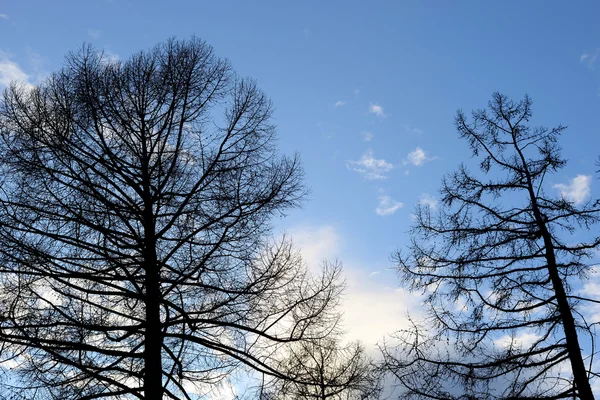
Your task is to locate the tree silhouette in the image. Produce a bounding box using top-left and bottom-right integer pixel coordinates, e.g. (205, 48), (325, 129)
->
(261, 337), (382, 400)
(383, 94), (600, 399)
(0, 38), (344, 399)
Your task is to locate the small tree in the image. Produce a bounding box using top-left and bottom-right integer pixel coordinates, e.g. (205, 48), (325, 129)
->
(261, 337), (382, 400)
(0, 38), (343, 399)
(383, 94), (600, 399)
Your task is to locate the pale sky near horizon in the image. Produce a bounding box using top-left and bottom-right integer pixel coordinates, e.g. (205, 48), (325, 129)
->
(2, 1), (600, 396)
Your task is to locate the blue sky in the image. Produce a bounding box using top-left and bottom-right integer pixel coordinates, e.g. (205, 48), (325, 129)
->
(2, 0), (600, 393)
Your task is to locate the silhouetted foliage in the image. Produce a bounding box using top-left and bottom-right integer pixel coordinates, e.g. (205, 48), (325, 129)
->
(0, 38), (347, 399)
(383, 94), (600, 399)
(260, 336), (382, 400)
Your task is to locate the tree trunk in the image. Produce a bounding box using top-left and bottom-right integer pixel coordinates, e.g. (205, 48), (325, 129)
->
(513, 125), (595, 399)
(542, 237), (594, 399)
(527, 179), (594, 399)
(143, 208), (163, 399)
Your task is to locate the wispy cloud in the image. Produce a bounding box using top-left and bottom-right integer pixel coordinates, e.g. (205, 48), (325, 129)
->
(581, 49), (600, 69)
(400, 123), (424, 135)
(369, 103), (387, 118)
(419, 193), (438, 210)
(316, 121), (336, 140)
(102, 50), (120, 64)
(376, 190), (404, 216)
(362, 131), (373, 142)
(354, 88), (360, 98)
(368, 271), (380, 278)
(404, 147), (436, 166)
(334, 100), (346, 107)
(0, 14), (8, 20)
(347, 149), (393, 180)
(25, 48), (49, 83)
(553, 175), (592, 205)
(88, 29), (102, 40)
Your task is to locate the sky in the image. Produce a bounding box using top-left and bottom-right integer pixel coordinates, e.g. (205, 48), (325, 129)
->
(2, 0), (600, 395)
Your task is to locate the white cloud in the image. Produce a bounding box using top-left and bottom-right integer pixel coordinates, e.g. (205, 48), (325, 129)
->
(0, 14), (8, 20)
(495, 331), (541, 350)
(369, 103), (387, 118)
(368, 271), (380, 278)
(347, 149), (393, 180)
(288, 224), (420, 349)
(553, 175), (591, 205)
(404, 147), (435, 166)
(418, 193), (438, 210)
(580, 49), (600, 68)
(103, 50), (120, 63)
(582, 271), (600, 299)
(0, 55), (31, 89)
(376, 194), (403, 216)
(407, 147), (426, 166)
(334, 100), (346, 107)
(88, 29), (102, 40)
(580, 269), (600, 323)
(287, 225), (340, 269)
(362, 131), (373, 142)
(342, 270), (417, 348)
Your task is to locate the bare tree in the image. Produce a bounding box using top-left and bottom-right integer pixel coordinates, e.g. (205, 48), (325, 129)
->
(382, 94), (600, 399)
(260, 337), (382, 400)
(0, 38), (344, 399)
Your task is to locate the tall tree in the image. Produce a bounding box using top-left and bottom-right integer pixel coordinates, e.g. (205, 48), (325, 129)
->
(0, 38), (343, 399)
(382, 94), (600, 399)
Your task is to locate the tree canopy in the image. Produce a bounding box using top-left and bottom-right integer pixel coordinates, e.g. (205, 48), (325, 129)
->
(383, 93), (600, 399)
(0, 38), (349, 399)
